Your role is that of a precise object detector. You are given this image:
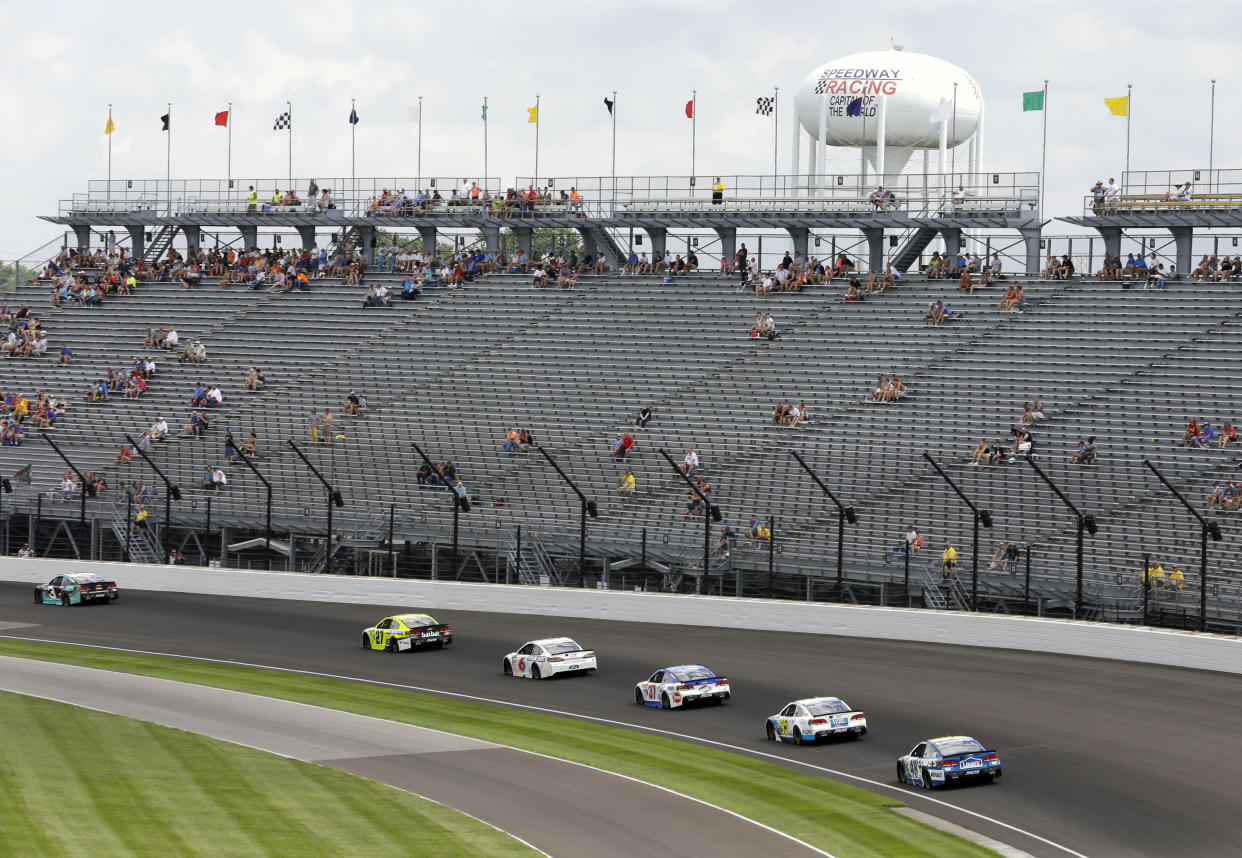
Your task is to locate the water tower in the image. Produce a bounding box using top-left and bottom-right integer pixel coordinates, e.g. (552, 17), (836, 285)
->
(792, 48), (984, 189)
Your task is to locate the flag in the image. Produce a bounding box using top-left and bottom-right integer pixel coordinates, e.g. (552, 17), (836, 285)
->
(527, 105), (539, 123)
(274, 111), (291, 130)
(846, 97), (862, 117)
(685, 99), (694, 119)
(214, 110), (229, 126)
(14, 465), (32, 485)
(104, 115), (115, 135)
(1022, 90), (1045, 112)
(755, 96), (773, 117)
(481, 104), (488, 121)
(349, 107), (359, 125)
(160, 113), (170, 131)
(407, 104), (420, 122)
(929, 98), (952, 124)
(604, 96), (614, 115)
(1104, 95), (1128, 116)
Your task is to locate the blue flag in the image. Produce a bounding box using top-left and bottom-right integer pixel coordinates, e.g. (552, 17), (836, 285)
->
(349, 107), (359, 125)
(846, 98), (862, 117)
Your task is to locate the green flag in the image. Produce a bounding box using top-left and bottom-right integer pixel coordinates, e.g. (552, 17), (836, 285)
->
(14, 465), (32, 485)
(1023, 90), (1045, 112)
(481, 104), (488, 121)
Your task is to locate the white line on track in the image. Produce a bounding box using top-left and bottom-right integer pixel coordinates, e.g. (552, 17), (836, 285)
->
(1, 634), (1085, 857)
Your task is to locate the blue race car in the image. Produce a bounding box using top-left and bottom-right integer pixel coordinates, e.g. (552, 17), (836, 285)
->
(34, 573), (119, 606)
(634, 665), (731, 708)
(897, 736), (1002, 788)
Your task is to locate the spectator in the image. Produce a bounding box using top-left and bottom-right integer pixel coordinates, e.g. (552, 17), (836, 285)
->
(451, 480), (469, 508)
(940, 540), (958, 578)
(517, 428), (535, 451)
(244, 368), (266, 391)
(1198, 421), (1216, 446)
(905, 525), (922, 554)
(1090, 180), (1106, 215)
(1169, 565), (1186, 590)
(985, 442), (1006, 470)
(748, 516), (771, 544)
(1071, 436), (1097, 465)
(617, 469), (636, 498)
(635, 403), (653, 429)
(711, 177), (725, 205)
(308, 409), (321, 443)
(1218, 421), (1237, 449)
(17, 543), (34, 557)
(1180, 418), (1200, 447)
(1141, 560), (1166, 589)
(502, 428), (521, 452)
(714, 525), (736, 557)
(147, 416), (169, 440)
(969, 438), (989, 465)
(1104, 177), (1121, 213)
(785, 400), (808, 428)
(1009, 425), (1034, 460)
(683, 475), (711, 516)
(1206, 482), (1225, 510)
(344, 390), (364, 416)
(320, 409), (334, 442)
(56, 344), (74, 365)
(680, 446), (699, 474)
(114, 445), (133, 466)
(245, 431), (259, 458)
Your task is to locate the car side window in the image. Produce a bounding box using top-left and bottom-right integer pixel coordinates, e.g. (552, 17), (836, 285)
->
(533, 645), (547, 657)
(518, 643), (536, 655)
(912, 743), (927, 758)
(650, 671), (664, 683)
(923, 745), (939, 759)
(781, 704), (797, 717)
(795, 705), (809, 718)
(376, 619), (391, 630)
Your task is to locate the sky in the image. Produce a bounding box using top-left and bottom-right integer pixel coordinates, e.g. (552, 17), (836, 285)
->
(1, 0), (1239, 257)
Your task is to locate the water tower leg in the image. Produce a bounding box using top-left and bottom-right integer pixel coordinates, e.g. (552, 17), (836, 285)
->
(791, 117), (801, 192)
(941, 228), (962, 260)
(785, 227), (808, 262)
(876, 95), (888, 181)
(861, 228), (885, 273)
(714, 227), (736, 267)
(808, 137), (818, 190)
(1020, 226), (1043, 275)
(1169, 226), (1194, 275)
(817, 96), (829, 194)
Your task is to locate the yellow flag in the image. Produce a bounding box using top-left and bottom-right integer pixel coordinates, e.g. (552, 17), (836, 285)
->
(1104, 96), (1128, 117)
(104, 115), (115, 135)
(527, 105), (538, 124)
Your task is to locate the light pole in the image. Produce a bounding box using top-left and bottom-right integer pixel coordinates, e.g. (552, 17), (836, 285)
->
(789, 450), (857, 601)
(1143, 459), (1221, 633)
(1025, 456), (1096, 619)
(535, 446), (597, 586)
(125, 434), (183, 562)
(659, 449), (721, 578)
(226, 437), (272, 569)
(924, 452), (993, 608)
(287, 441), (344, 573)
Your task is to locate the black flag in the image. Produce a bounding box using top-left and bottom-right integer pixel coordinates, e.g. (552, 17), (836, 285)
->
(160, 113), (170, 131)
(604, 96), (614, 115)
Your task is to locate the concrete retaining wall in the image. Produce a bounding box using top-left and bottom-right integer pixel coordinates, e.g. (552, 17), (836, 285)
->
(4, 557), (1239, 674)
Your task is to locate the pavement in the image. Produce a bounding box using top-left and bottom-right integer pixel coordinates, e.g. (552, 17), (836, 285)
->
(3, 584), (1242, 857)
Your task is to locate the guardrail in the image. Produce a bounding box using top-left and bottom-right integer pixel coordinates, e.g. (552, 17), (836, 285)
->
(1080, 193), (1242, 217)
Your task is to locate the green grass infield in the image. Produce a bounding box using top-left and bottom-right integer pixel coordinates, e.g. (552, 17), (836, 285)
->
(0, 638), (996, 858)
(0, 690), (536, 857)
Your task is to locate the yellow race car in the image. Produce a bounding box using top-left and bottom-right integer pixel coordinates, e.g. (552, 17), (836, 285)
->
(361, 613), (452, 652)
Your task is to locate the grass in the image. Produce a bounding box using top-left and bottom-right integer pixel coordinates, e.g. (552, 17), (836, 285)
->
(0, 638), (997, 857)
(0, 691), (536, 858)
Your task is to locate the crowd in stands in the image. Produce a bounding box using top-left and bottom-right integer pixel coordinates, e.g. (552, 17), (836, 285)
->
(770, 401), (808, 427)
(869, 375), (906, 403)
(1181, 418), (1237, 449)
(361, 184), (585, 219)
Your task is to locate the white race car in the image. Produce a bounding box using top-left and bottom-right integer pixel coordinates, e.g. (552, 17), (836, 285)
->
(503, 637), (597, 679)
(764, 696), (867, 744)
(634, 664), (731, 709)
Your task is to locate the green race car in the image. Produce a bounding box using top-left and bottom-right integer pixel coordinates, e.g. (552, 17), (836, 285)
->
(362, 613), (452, 652)
(34, 573), (119, 606)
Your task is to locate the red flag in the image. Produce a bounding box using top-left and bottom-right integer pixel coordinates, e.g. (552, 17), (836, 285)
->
(685, 99), (694, 119)
(214, 110), (229, 127)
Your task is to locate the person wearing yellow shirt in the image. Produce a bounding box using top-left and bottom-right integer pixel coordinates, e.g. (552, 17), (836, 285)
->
(14, 397), (29, 420)
(1168, 566), (1185, 590)
(1142, 562), (1165, 589)
(711, 177), (725, 205)
(941, 540), (959, 578)
(617, 469), (635, 498)
(247, 185), (258, 213)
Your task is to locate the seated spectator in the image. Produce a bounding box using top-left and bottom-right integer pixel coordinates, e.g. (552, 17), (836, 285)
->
(1218, 421), (1237, 449)
(969, 438), (989, 465)
(56, 344), (74, 365)
(1009, 426), (1034, 460)
(114, 444), (133, 466)
(1180, 419), (1201, 447)
(923, 301), (946, 326)
(244, 368), (265, 391)
(1198, 421), (1215, 446)
(1141, 561), (1166, 589)
(502, 428), (521, 452)
(785, 400), (807, 427)
(845, 278), (864, 302)
(940, 540), (958, 577)
(985, 442), (1006, 469)
(245, 431), (259, 458)
(680, 446), (699, 473)
(771, 402), (788, 425)
(147, 416), (169, 440)
(183, 410), (207, 436)
(683, 476), (711, 516)
(617, 469), (636, 498)
(612, 432), (634, 458)
(748, 516), (771, 544)
(416, 463), (433, 485)
(1206, 481), (1225, 510)
(635, 403), (653, 429)
(714, 525), (736, 557)
(1071, 436), (1097, 465)
(344, 390), (364, 416)
(1147, 263), (1171, 289)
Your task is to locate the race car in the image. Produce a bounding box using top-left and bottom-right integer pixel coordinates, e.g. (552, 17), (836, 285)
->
(897, 736), (1002, 788)
(33, 573), (118, 606)
(634, 664), (730, 709)
(503, 637), (596, 679)
(361, 613), (452, 652)
(764, 696), (867, 744)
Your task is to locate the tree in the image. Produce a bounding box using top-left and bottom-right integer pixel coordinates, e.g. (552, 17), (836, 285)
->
(0, 262), (36, 294)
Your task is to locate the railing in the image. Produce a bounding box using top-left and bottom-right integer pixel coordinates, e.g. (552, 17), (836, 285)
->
(1121, 168), (1242, 197)
(1079, 192), (1242, 218)
(618, 193), (1036, 218)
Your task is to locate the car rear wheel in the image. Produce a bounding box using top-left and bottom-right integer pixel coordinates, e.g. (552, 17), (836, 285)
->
(896, 763), (906, 784)
(634, 688), (644, 705)
(765, 721), (776, 741)
(385, 638), (397, 653)
(503, 659), (513, 675)
(33, 589), (40, 604)
(661, 693), (671, 710)
(61, 593), (70, 606)
(792, 728), (803, 746)
(920, 768), (932, 789)
(983, 773), (996, 784)
(531, 665), (542, 680)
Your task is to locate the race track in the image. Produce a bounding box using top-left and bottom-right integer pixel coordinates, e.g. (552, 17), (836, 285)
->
(2, 583), (1240, 858)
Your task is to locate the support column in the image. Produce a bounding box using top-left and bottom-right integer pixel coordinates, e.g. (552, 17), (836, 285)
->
(512, 226), (533, 257)
(714, 227), (736, 267)
(940, 227), (962, 260)
(790, 110), (801, 195)
(183, 225), (201, 255)
(817, 95), (828, 194)
(646, 227), (667, 259)
(295, 225), (316, 250)
(479, 225), (500, 254)
(239, 224), (258, 250)
(785, 226), (809, 262)
(1096, 226), (1122, 263)
(876, 94), (888, 182)
(1169, 226), (1193, 276)
(1020, 226), (1043, 275)
(72, 225), (91, 251)
(861, 227), (885, 273)
(416, 225), (437, 253)
(126, 226), (146, 260)
(357, 225), (376, 265)
(576, 227), (598, 260)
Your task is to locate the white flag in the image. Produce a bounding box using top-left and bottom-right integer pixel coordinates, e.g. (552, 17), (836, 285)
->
(929, 98), (953, 124)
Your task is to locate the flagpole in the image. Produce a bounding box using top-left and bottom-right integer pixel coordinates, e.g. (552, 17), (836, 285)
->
(350, 97), (356, 194)
(534, 93), (541, 185)
(107, 104), (113, 199)
(165, 102), (171, 217)
(611, 89), (617, 207)
(1040, 81), (1048, 221)
(417, 96), (423, 186)
(483, 96), (489, 193)
(1209, 79), (1216, 188)
(287, 100), (293, 188)
(691, 89), (697, 181)
(1124, 83), (1132, 180)
(227, 101), (232, 184)
(773, 86), (779, 185)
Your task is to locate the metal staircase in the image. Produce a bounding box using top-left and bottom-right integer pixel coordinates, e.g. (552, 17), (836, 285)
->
(921, 569), (948, 609)
(108, 504), (160, 563)
(581, 224), (625, 269)
(141, 226), (179, 264)
(892, 226), (940, 272)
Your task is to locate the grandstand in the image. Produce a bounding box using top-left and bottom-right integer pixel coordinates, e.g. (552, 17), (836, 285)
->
(6, 168), (1242, 634)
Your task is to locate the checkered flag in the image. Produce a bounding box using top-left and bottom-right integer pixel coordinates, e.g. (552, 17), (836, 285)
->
(273, 111), (291, 130)
(756, 97), (774, 116)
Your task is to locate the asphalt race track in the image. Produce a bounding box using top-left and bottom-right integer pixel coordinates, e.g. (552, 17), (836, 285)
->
(2, 583), (1240, 858)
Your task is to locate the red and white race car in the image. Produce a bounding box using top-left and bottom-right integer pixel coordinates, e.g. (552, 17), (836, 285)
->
(502, 637), (597, 679)
(634, 664), (731, 709)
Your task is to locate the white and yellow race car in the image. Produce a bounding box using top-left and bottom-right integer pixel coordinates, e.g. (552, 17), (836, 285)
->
(765, 696), (867, 744)
(361, 613), (452, 652)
